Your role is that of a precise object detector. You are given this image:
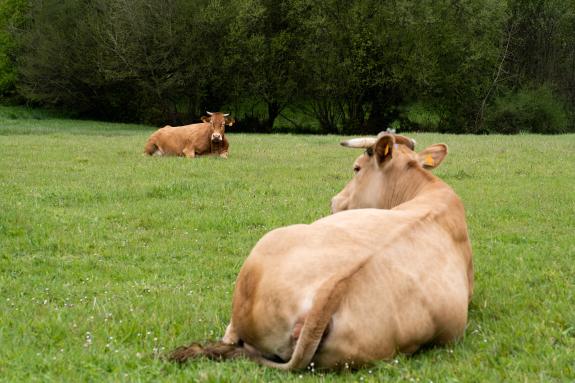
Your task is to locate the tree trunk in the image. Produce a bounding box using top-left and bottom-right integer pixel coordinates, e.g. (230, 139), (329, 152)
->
(267, 101), (281, 132)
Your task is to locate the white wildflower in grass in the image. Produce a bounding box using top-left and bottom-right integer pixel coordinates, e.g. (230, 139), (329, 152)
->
(84, 332), (93, 348)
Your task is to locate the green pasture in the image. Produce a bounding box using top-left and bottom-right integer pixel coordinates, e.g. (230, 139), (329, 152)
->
(0, 108), (574, 382)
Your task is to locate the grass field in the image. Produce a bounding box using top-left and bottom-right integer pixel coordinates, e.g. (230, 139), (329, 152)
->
(0, 107), (574, 382)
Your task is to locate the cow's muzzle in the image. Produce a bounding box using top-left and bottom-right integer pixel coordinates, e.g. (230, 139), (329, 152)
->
(211, 133), (223, 143)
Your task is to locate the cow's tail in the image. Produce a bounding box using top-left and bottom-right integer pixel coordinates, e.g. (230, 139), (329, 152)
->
(169, 261), (366, 371)
(248, 260), (365, 371)
(144, 137), (157, 155)
(169, 341), (251, 363)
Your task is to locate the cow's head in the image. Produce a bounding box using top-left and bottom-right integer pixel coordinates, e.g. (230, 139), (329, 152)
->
(331, 132), (448, 213)
(201, 112), (235, 143)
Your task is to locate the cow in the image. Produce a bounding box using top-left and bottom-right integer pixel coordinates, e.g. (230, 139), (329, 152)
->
(144, 112), (235, 158)
(170, 132), (474, 371)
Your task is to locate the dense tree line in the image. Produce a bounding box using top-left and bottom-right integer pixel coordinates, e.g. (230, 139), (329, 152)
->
(1, 0), (574, 134)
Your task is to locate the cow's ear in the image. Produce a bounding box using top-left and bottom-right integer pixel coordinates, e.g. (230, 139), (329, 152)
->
(374, 134), (395, 164)
(201, 115), (211, 123)
(225, 118), (235, 127)
(418, 144), (448, 169)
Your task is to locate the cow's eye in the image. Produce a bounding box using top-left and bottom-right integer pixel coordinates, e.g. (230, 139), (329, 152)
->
(353, 165), (361, 174)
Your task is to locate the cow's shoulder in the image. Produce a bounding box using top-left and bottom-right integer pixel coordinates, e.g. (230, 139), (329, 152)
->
(252, 224), (310, 252)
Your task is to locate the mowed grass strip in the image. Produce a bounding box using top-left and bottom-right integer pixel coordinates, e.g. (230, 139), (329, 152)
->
(0, 116), (573, 382)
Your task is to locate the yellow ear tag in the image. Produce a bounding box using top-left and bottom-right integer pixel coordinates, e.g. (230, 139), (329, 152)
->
(384, 145), (390, 156)
(425, 155), (434, 166)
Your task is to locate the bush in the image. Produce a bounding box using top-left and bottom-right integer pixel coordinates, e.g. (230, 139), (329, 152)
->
(0, 0), (28, 98)
(485, 86), (569, 134)
(404, 102), (441, 131)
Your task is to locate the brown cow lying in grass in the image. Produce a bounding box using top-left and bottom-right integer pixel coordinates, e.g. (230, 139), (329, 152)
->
(170, 133), (474, 370)
(144, 112), (234, 158)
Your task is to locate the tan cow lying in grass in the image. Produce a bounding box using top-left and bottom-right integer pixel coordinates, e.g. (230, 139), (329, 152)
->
(170, 133), (474, 370)
(144, 112), (234, 158)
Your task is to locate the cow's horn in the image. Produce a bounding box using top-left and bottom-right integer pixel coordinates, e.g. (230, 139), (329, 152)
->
(340, 137), (377, 148)
(206, 111), (213, 116)
(223, 113), (229, 117)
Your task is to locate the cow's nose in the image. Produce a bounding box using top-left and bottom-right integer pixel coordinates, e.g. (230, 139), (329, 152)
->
(211, 134), (222, 142)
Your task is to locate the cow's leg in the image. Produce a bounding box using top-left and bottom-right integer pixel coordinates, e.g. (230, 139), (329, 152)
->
(222, 321), (239, 344)
(182, 147), (195, 158)
(219, 151), (229, 159)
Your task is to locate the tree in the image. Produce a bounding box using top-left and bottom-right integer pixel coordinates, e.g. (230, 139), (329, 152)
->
(505, 0), (575, 118)
(16, 0), (216, 122)
(0, 0), (27, 98)
(297, 0), (506, 134)
(16, 0), (140, 119)
(9, 0), (574, 133)
(225, 0), (305, 130)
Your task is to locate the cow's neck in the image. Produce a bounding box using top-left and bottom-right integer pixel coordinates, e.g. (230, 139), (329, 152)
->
(210, 140), (222, 152)
(384, 166), (451, 211)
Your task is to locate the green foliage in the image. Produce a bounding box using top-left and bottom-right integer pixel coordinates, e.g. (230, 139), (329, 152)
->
(0, 104), (66, 120)
(0, 0), (27, 97)
(4, 0), (575, 133)
(1, 116), (574, 380)
(485, 85), (570, 134)
(404, 103), (442, 131)
(503, 0), (575, 129)
(225, 0), (305, 129)
(16, 0), (214, 122)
